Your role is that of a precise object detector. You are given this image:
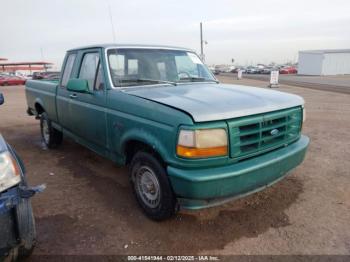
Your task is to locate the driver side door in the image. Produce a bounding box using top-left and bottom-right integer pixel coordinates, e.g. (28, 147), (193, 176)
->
(68, 49), (108, 152)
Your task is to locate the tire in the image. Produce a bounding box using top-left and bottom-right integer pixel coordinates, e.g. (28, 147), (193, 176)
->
(40, 112), (63, 148)
(130, 151), (177, 221)
(15, 198), (36, 259)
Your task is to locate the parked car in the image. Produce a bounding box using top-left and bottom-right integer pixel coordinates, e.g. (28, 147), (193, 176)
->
(261, 67), (279, 74)
(25, 44), (309, 221)
(43, 72), (61, 80)
(214, 65), (224, 73)
(231, 67), (241, 73)
(41, 71), (60, 80)
(280, 66), (298, 74)
(0, 76), (26, 86)
(209, 68), (220, 75)
(24, 75), (33, 80)
(261, 67), (272, 74)
(32, 72), (43, 80)
(232, 67), (246, 74)
(0, 93), (45, 260)
(32, 71), (60, 80)
(245, 66), (260, 74)
(0, 73), (9, 78)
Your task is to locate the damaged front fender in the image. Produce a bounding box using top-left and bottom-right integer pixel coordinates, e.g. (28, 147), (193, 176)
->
(0, 184), (46, 215)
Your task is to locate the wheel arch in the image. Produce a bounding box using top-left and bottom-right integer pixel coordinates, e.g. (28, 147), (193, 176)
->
(120, 127), (171, 166)
(34, 99), (45, 116)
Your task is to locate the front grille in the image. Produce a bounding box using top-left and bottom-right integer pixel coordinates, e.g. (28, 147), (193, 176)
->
(228, 107), (302, 160)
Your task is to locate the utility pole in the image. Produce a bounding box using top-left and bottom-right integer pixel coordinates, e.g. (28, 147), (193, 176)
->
(199, 22), (208, 62)
(40, 48), (47, 72)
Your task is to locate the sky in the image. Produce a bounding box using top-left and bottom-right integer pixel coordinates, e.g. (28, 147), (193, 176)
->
(1, 0), (350, 69)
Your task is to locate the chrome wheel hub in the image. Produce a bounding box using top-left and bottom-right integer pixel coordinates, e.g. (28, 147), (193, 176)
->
(135, 166), (161, 208)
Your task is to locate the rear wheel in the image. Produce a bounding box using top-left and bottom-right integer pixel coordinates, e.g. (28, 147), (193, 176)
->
(40, 112), (62, 148)
(130, 151), (177, 221)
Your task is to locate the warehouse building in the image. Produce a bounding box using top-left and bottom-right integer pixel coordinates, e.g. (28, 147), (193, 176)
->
(298, 49), (350, 75)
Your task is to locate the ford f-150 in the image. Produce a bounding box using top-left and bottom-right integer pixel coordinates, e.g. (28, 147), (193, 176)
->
(25, 44), (309, 220)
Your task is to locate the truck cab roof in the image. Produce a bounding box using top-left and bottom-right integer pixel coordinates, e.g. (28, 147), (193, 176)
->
(67, 43), (195, 52)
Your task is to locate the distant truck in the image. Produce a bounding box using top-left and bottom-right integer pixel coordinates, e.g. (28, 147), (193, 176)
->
(25, 44), (309, 221)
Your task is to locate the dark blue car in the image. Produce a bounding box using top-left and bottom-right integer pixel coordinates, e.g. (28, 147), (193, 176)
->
(0, 93), (44, 260)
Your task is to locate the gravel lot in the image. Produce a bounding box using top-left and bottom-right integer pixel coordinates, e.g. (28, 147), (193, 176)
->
(0, 77), (349, 256)
(236, 73), (350, 94)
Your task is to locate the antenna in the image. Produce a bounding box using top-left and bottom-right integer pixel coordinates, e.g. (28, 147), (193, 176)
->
(108, 3), (116, 42)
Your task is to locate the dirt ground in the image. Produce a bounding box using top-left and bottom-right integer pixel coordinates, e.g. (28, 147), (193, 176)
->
(223, 73), (350, 94)
(0, 77), (349, 256)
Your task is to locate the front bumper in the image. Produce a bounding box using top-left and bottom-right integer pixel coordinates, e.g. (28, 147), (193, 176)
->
(0, 185), (45, 215)
(0, 209), (17, 256)
(0, 187), (21, 256)
(167, 135), (309, 209)
(0, 185), (44, 257)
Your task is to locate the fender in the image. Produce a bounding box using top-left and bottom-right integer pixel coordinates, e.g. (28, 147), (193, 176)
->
(120, 127), (172, 164)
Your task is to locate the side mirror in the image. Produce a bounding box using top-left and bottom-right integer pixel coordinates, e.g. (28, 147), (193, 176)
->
(66, 79), (91, 93)
(0, 93), (4, 105)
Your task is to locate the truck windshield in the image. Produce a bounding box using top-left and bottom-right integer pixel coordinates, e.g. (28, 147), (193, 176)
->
(107, 48), (216, 87)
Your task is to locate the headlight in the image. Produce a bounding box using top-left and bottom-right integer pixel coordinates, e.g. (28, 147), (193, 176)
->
(0, 151), (21, 192)
(177, 129), (228, 158)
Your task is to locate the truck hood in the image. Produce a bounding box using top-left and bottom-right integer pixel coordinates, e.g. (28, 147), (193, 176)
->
(125, 83), (304, 122)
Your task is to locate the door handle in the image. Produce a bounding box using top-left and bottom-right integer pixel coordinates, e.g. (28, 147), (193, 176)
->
(69, 94), (77, 99)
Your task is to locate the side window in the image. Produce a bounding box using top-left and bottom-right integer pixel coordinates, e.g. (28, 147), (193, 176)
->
(79, 52), (100, 91)
(61, 53), (76, 87)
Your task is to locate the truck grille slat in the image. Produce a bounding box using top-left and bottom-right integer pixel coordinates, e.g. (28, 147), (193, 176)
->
(229, 107), (302, 160)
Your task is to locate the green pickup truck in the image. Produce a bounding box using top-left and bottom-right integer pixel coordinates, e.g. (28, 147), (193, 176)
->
(25, 44), (309, 220)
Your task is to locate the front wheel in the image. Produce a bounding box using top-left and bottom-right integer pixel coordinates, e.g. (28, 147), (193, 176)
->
(130, 152), (177, 221)
(40, 112), (62, 148)
(16, 198), (36, 259)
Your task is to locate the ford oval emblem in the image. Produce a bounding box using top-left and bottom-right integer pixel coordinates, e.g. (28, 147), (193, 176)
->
(270, 129), (279, 136)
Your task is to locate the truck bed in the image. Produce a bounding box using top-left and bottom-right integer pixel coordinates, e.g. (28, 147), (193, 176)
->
(25, 79), (58, 122)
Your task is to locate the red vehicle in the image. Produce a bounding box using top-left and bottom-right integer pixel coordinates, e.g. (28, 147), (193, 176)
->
(0, 76), (26, 86)
(279, 66), (297, 74)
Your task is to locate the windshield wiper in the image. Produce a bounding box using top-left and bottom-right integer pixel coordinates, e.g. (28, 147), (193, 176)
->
(178, 77), (219, 83)
(119, 78), (177, 86)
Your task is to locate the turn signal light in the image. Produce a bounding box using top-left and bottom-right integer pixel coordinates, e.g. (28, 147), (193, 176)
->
(177, 145), (228, 158)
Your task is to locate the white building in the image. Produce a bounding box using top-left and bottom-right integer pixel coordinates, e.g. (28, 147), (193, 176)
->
(298, 49), (350, 75)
